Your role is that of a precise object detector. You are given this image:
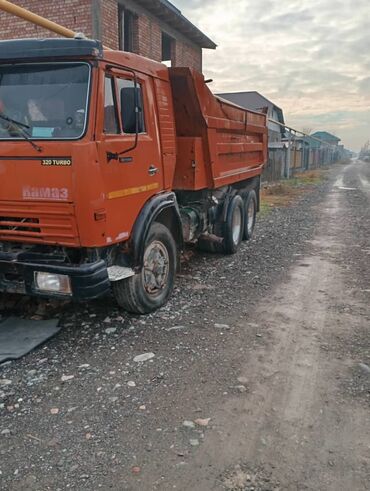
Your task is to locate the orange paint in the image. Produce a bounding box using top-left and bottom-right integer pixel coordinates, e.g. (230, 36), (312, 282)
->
(0, 49), (267, 249)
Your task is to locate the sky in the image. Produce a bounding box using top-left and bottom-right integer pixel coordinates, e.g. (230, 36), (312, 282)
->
(174, 0), (370, 151)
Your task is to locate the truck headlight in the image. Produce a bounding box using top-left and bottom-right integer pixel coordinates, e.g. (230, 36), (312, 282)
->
(34, 272), (72, 295)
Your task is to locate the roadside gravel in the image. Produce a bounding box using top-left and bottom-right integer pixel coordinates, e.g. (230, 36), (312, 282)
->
(0, 168), (344, 490)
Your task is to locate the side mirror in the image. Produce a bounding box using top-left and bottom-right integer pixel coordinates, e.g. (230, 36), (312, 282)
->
(107, 84), (143, 160)
(120, 86), (141, 134)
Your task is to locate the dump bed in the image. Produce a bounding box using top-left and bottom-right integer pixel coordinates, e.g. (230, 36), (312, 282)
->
(169, 67), (268, 190)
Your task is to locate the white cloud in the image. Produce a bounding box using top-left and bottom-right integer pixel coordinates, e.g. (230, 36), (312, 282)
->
(175, 0), (370, 151)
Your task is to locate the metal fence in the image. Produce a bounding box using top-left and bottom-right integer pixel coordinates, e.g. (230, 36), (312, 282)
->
(262, 122), (346, 182)
(263, 148), (286, 182)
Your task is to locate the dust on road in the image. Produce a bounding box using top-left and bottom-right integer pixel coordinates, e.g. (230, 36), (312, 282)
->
(0, 161), (369, 491)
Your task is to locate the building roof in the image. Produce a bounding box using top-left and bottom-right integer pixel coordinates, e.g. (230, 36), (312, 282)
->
(216, 91), (285, 124)
(135, 0), (217, 49)
(311, 131), (341, 142)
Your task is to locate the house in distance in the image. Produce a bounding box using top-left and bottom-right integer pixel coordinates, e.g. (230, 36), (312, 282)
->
(216, 90), (285, 144)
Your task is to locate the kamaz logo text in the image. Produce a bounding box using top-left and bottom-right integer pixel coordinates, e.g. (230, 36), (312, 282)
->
(22, 186), (69, 200)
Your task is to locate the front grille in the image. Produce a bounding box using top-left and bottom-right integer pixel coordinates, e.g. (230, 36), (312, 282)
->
(0, 217), (41, 234)
(0, 202), (79, 246)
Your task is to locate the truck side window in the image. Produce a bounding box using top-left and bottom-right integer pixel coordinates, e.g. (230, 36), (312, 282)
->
(116, 79), (145, 134)
(104, 76), (119, 134)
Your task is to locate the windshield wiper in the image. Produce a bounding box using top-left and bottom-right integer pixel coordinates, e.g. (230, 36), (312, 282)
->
(0, 113), (42, 152)
(0, 113), (29, 130)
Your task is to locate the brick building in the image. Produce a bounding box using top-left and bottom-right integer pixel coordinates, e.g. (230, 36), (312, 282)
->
(0, 0), (216, 71)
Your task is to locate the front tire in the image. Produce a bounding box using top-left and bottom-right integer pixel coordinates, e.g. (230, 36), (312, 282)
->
(112, 223), (177, 314)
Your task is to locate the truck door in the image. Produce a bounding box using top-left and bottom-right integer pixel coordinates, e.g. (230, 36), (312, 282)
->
(97, 69), (163, 245)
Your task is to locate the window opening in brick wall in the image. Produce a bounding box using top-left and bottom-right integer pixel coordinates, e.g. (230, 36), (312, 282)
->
(162, 32), (175, 67)
(119, 7), (135, 52)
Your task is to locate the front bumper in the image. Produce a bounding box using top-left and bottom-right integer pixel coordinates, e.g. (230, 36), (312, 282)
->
(0, 256), (110, 300)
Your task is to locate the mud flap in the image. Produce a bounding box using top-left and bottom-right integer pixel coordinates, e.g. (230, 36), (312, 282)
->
(0, 317), (60, 364)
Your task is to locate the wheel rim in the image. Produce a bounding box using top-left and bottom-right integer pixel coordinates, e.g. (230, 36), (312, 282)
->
(232, 206), (242, 245)
(247, 199), (255, 235)
(142, 240), (170, 297)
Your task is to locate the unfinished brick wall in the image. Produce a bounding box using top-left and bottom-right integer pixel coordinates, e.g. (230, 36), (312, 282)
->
(174, 42), (202, 72)
(136, 12), (162, 61)
(101, 0), (119, 50)
(0, 0), (203, 71)
(0, 0), (93, 40)
(133, 11), (202, 70)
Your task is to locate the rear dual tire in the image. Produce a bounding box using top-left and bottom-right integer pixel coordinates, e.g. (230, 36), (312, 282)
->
(243, 190), (257, 241)
(223, 195), (244, 254)
(223, 191), (257, 254)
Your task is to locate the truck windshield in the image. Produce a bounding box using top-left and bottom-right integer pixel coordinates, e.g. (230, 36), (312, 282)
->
(0, 62), (90, 140)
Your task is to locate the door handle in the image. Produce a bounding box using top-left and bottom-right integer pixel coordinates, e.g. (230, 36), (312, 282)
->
(148, 165), (159, 176)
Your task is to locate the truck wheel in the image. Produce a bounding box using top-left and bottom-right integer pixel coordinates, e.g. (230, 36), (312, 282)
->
(112, 223), (177, 314)
(243, 190), (257, 240)
(223, 195), (244, 254)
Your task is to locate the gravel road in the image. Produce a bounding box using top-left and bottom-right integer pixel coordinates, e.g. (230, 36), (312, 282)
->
(0, 160), (369, 491)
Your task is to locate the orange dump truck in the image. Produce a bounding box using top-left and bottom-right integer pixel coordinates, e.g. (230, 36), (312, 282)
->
(0, 38), (267, 313)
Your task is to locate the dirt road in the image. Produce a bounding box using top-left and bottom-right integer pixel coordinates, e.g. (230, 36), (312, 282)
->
(1, 161), (369, 490)
(179, 160), (370, 490)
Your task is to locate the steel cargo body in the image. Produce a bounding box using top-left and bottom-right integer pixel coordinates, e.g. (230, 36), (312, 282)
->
(169, 67), (267, 191)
